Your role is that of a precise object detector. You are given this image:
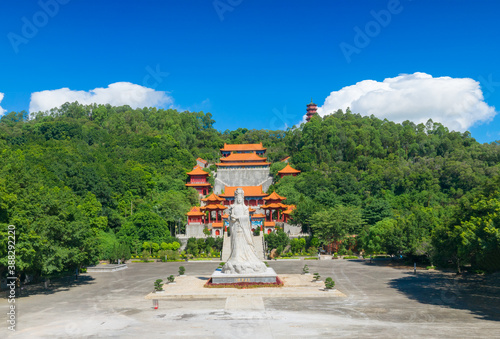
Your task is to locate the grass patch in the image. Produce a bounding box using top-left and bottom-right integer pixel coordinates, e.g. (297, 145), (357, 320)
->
(304, 257), (319, 260)
(131, 260), (154, 263)
(343, 256), (359, 259)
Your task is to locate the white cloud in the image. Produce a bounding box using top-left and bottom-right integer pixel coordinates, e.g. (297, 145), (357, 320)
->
(29, 82), (173, 113)
(0, 93), (6, 115)
(317, 72), (497, 131)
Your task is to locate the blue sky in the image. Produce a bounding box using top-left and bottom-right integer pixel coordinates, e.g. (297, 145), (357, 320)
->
(1, 0), (499, 143)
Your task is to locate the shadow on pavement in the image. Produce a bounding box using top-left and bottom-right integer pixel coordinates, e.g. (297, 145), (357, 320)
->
(5, 274), (95, 298)
(388, 271), (500, 322)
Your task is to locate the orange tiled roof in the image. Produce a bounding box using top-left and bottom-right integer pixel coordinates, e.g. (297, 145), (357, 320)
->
(263, 191), (286, 201)
(196, 157), (207, 164)
(283, 205), (296, 215)
(281, 156), (290, 162)
(249, 207), (256, 212)
(219, 186), (267, 198)
(261, 203), (287, 209)
(278, 164), (301, 174)
(222, 214), (229, 218)
(200, 204), (227, 211)
(220, 153), (267, 162)
(264, 221), (275, 227)
(186, 206), (204, 216)
(187, 166), (209, 176)
(220, 143), (266, 152)
(212, 222), (224, 228)
(216, 162), (271, 167)
(252, 213), (266, 218)
(202, 193), (225, 202)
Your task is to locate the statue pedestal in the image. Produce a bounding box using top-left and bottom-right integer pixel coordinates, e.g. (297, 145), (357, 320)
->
(210, 267), (278, 284)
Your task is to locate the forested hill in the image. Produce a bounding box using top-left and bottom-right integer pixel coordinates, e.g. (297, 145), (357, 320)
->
(0, 103), (499, 278)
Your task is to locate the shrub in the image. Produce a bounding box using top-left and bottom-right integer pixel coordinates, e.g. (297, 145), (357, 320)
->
(302, 264), (309, 274)
(324, 277), (335, 290)
(179, 266), (185, 275)
(167, 275), (175, 283)
(154, 279), (164, 291)
(313, 273), (321, 281)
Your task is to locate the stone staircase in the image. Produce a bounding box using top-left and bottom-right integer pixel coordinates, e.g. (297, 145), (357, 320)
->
(221, 232), (232, 261)
(252, 233), (266, 260)
(221, 232), (266, 261)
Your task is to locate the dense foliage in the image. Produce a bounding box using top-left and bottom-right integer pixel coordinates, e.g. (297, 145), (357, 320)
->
(274, 111), (500, 271)
(1, 103), (499, 281)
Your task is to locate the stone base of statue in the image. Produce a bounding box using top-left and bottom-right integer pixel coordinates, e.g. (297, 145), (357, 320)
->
(210, 267), (278, 284)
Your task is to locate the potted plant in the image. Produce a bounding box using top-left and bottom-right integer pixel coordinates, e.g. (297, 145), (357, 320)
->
(313, 272), (321, 282)
(167, 275), (175, 284)
(178, 266), (185, 276)
(302, 264), (310, 275)
(324, 277), (335, 291)
(154, 279), (164, 293)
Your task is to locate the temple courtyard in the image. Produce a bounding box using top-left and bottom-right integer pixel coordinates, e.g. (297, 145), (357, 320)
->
(2, 260), (499, 338)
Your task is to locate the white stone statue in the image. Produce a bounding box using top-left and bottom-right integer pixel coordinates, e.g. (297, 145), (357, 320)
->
(222, 188), (267, 274)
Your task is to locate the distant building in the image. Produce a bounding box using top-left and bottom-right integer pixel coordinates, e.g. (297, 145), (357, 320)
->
(196, 157), (208, 168)
(220, 143), (266, 157)
(185, 165), (211, 195)
(278, 164), (301, 178)
(219, 185), (268, 206)
(306, 99), (318, 122)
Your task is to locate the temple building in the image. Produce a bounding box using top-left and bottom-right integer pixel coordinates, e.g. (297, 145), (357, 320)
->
(219, 185), (267, 206)
(185, 165), (211, 195)
(196, 157), (208, 168)
(216, 152), (270, 169)
(220, 143), (266, 157)
(306, 99), (318, 122)
(278, 164), (301, 178)
(214, 143), (273, 193)
(184, 142), (304, 239)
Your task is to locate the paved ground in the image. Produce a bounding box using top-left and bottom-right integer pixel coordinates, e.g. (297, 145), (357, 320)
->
(1, 259), (499, 338)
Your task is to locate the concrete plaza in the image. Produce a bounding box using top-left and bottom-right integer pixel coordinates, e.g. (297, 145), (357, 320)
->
(2, 259), (499, 338)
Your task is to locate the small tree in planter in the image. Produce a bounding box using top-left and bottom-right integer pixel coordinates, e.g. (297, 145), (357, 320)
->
(167, 275), (175, 283)
(324, 277), (335, 290)
(302, 264), (310, 274)
(313, 273), (321, 282)
(178, 266), (185, 276)
(154, 279), (164, 292)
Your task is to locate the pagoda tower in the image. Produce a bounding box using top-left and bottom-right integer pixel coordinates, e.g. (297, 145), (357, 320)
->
(185, 165), (211, 195)
(306, 99), (318, 122)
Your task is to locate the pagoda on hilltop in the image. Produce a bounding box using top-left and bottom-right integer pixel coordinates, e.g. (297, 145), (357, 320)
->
(306, 99), (318, 122)
(278, 164), (301, 178)
(185, 165), (211, 195)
